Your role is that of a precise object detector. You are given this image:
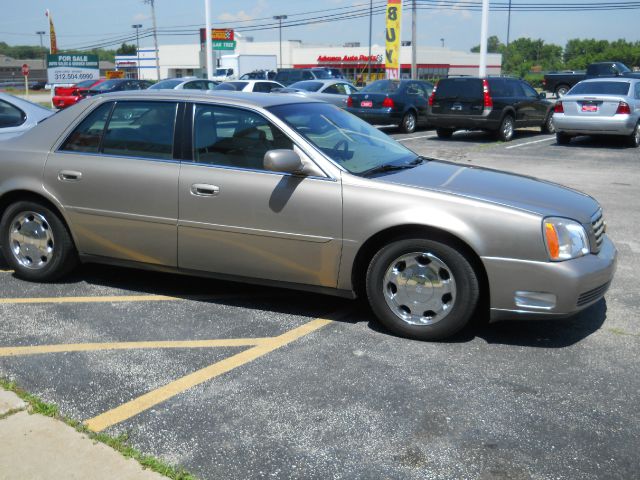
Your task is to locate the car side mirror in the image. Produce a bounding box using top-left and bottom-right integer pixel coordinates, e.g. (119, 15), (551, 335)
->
(264, 149), (305, 175)
(539, 92), (547, 99)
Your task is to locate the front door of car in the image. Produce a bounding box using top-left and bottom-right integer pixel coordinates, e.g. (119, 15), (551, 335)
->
(177, 103), (343, 288)
(513, 80), (546, 125)
(43, 100), (180, 266)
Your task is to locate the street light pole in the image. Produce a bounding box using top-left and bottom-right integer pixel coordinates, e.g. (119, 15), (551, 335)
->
(144, 0), (161, 80)
(440, 38), (445, 48)
(273, 15), (287, 69)
(479, 0), (490, 77)
(368, 0), (372, 83)
(411, 0), (417, 79)
(132, 24), (142, 79)
(36, 31), (46, 70)
(205, 0), (213, 79)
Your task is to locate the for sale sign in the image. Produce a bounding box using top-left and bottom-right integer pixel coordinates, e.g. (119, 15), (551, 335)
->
(47, 54), (100, 83)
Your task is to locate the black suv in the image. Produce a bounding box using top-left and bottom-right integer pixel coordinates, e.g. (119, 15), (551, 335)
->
(428, 77), (555, 141)
(274, 68), (332, 86)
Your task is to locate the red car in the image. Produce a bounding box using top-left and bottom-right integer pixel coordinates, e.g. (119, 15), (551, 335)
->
(53, 79), (106, 109)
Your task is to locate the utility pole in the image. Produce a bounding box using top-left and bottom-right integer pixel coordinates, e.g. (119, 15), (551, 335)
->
(132, 24), (142, 79)
(368, 0), (372, 83)
(273, 15), (287, 69)
(36, 31), (46, 70)
(411, 0), (417, 79)
(144, 0), (161, 80)
(205, 0), (213, 79)
(479, 0), (489, 77)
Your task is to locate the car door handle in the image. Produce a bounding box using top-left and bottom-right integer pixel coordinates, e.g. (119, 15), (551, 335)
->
(190, 184), (220, 197)
(57, 170), (82, 181)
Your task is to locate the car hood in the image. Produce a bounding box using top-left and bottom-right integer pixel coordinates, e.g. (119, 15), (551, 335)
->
(372, 160), (599, 223)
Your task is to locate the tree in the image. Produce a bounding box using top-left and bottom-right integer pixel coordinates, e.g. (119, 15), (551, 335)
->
(116, 43), (137, 55)
(470, 35), (503, 54)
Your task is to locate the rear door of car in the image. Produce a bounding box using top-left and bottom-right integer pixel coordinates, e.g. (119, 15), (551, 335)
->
(406, 81), (430, 124)
(515, 80), (547, 125)
(177, 102), (343, 287)
(431, 78), (484, 116)
(43, 100), (181, 266)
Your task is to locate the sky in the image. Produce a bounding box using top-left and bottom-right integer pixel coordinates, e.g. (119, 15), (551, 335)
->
(1, 0), (639, 54)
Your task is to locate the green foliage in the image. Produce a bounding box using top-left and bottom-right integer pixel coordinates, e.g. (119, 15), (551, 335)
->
(116, 43), (137, 55)
(471, 35), (503, 54)
(564, 38), (640, 70)
(0, 42), (116, 63)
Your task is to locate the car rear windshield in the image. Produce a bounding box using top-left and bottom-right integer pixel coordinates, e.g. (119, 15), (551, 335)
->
(149, 79), (183, 90)
(289, 81), (323, 92)
(360, 80), (400, 93)
(434, 78), (483, 99)
(76, 79), (97, 88)
(91, 80), (122, 91)
(215, 82), (248, 91)
(569, 81), (631, 96)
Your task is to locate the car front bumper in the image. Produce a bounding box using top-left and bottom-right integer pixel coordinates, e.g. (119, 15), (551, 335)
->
(484, 235), (617, 322)
(554, 113), (637, 136)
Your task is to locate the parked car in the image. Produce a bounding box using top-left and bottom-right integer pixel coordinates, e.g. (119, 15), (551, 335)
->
(274, 79), (358, 107)
(428, 76), (555, 142)
(239, 70), (277, 81)
(0, 90), (616, 340)
(52, 79), (106, 109)
(274, 68), (333, 86)
(84, 79), (153, 96)
(0, 92), (53, 140)
(213, 80), (284, 93)
(553, 78), (640, 147)
(346, 79), (433, 133)
(317, 67), (346, 79)
(148, 78), (219, 90)
(543, 62), (640, 98)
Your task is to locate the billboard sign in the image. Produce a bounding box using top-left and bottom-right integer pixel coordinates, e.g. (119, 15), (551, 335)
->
(47, 54), (100, 83)
(385, 0), (402, 79)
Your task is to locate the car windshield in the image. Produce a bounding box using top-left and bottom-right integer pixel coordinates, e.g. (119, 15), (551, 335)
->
(148, 79), (183, 90)
(91, 80), (122, 91)
(360, 80), (400, 94)
(569, 81), (631, 96)
(214, 82), (248, 91)
(311, 69), (332, 79)
(288, 81), (324, 92)
(268, 102), (418, 175)
(76, 79), (97, 88)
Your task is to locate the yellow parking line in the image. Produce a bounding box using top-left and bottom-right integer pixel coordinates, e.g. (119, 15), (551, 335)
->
(84, 318), (333, 432)
(0, 269), (13, 273)
(0, 338), (272, 357)
(0, 293), (239, 305)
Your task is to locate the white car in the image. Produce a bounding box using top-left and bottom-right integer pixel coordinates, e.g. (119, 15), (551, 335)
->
(148, 77), (219, 91)
(213, 80), (285, 94)
(0, 92), (54, 141)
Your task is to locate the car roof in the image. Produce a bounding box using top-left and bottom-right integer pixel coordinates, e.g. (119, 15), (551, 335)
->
(292, 79), (352, 85)
(579, 77), (637, 83)
(93, 89), (323, 108)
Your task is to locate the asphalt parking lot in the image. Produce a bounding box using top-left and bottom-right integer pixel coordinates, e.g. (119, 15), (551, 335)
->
(1, 127), (639, 480)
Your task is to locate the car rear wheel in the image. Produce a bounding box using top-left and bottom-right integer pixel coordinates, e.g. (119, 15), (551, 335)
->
(555, 85), (570, 98)
(496, 115), (515, 142)
(541, 113), (556, 134)
(401, 111), (417, 134)
(556, 132), (572, 145)
(0, 201), (78, 282)
(436, 128), (455, 139)
(366, 238), (480, 340)
(628, 122), (640, 148)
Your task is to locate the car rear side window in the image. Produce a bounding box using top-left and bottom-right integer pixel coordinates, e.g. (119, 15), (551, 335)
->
(60, 102), (113, 153)
(102, 101), (177, 160)
(435, 79), (482, 99)
(0, 99), (26, 128)
(192, 104), (293, 171)
(569, 82), (631, 96)
(636, 83), (640, 100)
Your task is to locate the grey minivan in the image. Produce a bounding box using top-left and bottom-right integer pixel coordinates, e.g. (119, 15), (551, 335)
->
(0, 91), (616, 340)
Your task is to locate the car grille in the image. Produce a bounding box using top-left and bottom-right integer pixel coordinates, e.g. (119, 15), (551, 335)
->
(590, 209), (605, 254)
(576, 281), (611, 307)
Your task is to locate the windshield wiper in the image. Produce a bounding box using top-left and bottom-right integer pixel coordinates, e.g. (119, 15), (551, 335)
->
(361, 157), (426, 177)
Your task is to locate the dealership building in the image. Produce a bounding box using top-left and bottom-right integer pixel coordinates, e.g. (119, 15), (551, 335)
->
(116, 39), (501, 81)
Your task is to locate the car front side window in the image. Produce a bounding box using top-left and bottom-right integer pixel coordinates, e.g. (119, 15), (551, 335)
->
(193, 104), (293, 171)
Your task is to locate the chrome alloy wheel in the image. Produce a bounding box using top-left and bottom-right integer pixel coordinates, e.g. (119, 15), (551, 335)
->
(403, 113), (416, 132)
(502, 117), (514, 140)
(382, 252), (457, 326)
(8, 211), (55, 270)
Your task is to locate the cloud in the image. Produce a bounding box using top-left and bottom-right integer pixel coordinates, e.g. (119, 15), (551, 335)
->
(218, 0), (267, 23)
(133, 13), (150, 22)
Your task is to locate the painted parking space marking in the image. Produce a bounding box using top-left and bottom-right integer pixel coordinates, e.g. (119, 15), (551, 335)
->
(397, 134), (438, 142)
(0, 293), (250, 305)
(505, 136), (555, 149)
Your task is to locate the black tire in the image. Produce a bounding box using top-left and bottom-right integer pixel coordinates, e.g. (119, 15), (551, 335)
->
(496, 115), (515, 142)
(628, 122), (640, 148)
(365, 238), (480, 341)
(541, 113), (556, 134)
(556, 132), (571, 145)
(555, 85), (570, 98)
(0, 200), (78, 282)
(400, 111), (417, 134)
(436, 128), (455, 139)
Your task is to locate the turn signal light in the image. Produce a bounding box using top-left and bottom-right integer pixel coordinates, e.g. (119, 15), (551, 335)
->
(554, 102), (564, 113)
(482, 79), (493, 108)
(347, 96), (353, 108)
(382, 97), (395, 108)
(544, 223), (560, 260)
(616, 101), (631, 115)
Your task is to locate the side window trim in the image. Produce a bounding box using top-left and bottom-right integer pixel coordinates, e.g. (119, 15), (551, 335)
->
(96, 101), (116, 154)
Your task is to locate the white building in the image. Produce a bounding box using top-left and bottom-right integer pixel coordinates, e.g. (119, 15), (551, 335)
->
(115, 40), (501, 81)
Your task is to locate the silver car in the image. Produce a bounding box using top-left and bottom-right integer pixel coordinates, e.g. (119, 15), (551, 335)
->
(0, 91), (617, 340)
(148, 77), (219, 91)
(553, 77), (640, 147)
(0, 92), (54, 141)
(274, 80), (359, 107)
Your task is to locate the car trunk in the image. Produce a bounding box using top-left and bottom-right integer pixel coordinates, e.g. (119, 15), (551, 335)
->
(561, 96), (627, 118)
(431, 78), (484, 116)
(349, 92), (392, 109)
(54, 86), (77, 96)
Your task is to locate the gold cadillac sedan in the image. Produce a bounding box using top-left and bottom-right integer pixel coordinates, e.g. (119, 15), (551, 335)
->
(0, 91), (617, 340)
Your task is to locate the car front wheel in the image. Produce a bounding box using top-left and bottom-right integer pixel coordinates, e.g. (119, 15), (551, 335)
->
(366, 238), (480, 340)
(0, 201), (78, 282)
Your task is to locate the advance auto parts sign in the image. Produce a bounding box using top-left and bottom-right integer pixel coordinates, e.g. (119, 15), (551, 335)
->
(47, 54), (100, 83)
(385, 0), (402, 79)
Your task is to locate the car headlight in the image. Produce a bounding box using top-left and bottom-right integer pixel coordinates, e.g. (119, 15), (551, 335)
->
(543, 217), (590, 261)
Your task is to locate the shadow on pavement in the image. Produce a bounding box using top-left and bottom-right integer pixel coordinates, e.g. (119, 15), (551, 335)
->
(427, 129), (544, 144)
(551, 135), (631, 149)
